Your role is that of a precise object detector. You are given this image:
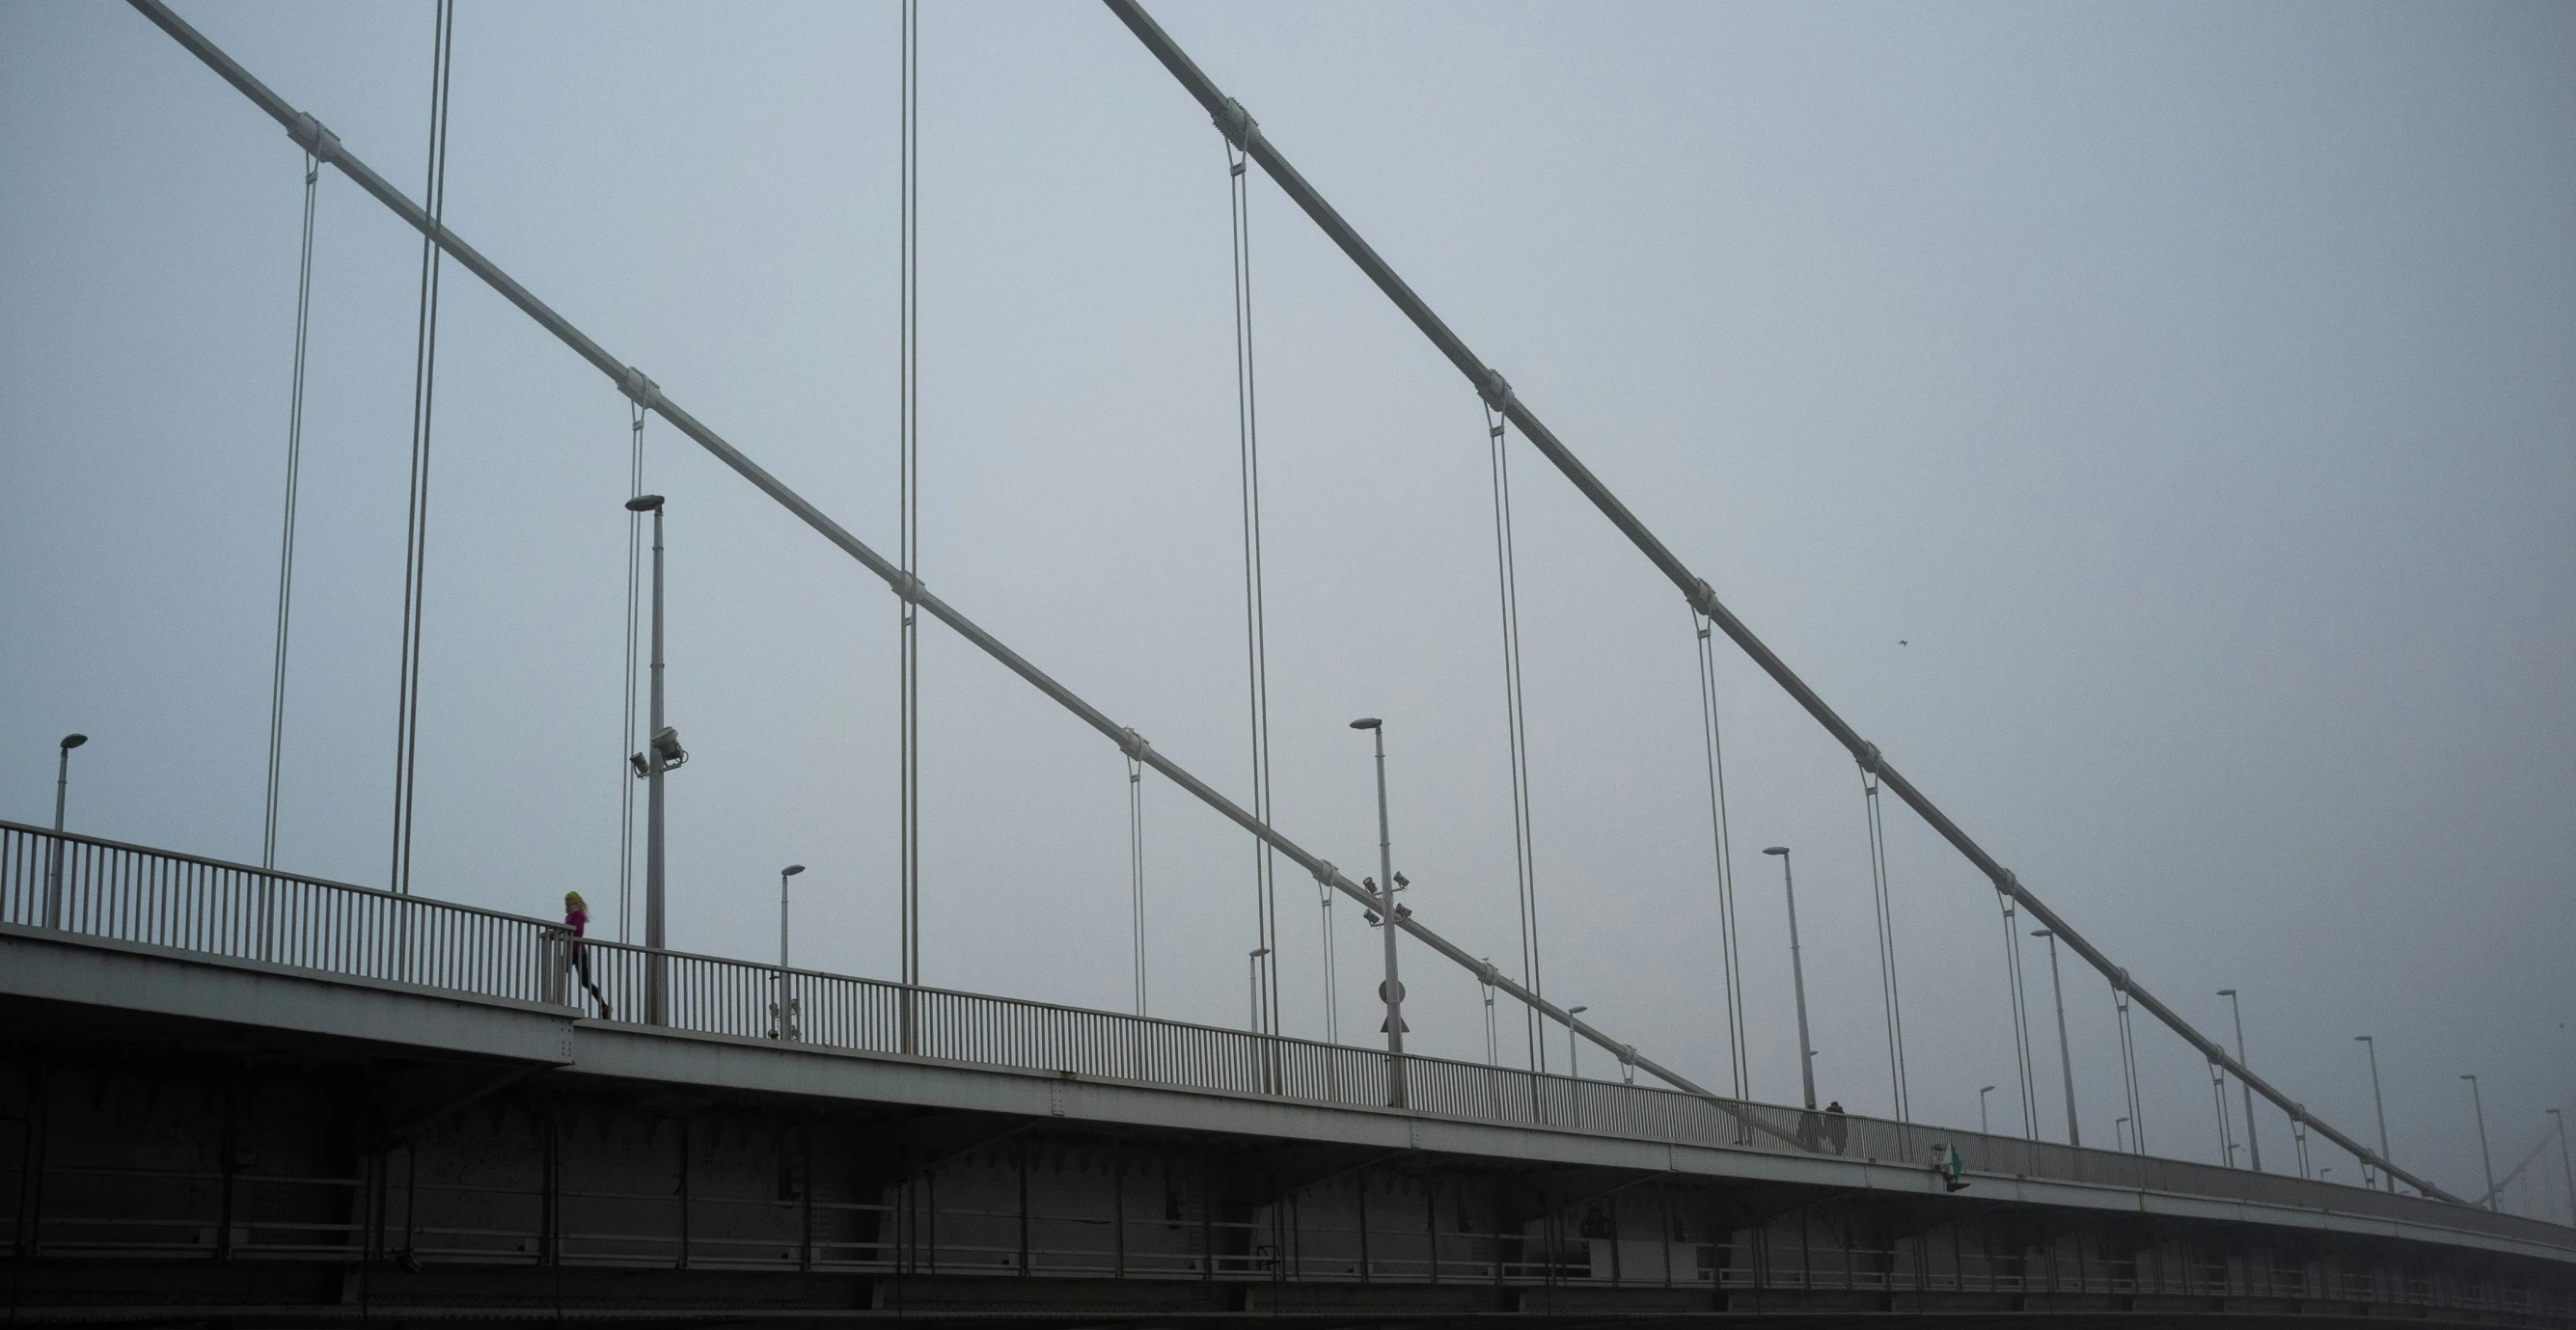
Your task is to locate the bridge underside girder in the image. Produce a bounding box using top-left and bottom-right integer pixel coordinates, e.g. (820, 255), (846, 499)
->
(2, 992), (2567, 1329)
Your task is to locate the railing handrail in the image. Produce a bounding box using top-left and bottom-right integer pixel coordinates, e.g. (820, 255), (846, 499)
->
(0, 818), (562, 934)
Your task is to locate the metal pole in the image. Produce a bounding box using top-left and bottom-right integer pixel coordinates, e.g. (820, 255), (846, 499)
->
(1247, 947), (1270, 1032)
(778, 863), (804, 1038)
(1763, 847), (1817, 1111)
(1354, 719), (1406, 1106)
(44, 734), (85, 929)
(2358, 1036), (2394, 1193)
(1090, 0), (2456, 1204)
(2036, 931), (2079, 1148)
(2548, 1108), (2574, 1227)
(2463, 1075), (2497, 1210)
(1567, 1006), (1589, 1079)
(2220, 991), (2260, 1171)
(1980, 1085), (1995, 1135)
(636, 496), (669, 1025)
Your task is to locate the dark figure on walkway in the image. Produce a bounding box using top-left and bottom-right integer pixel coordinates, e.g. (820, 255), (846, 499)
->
(564, 890), (610, 1019)
(1822, 1100), (1850, 1154)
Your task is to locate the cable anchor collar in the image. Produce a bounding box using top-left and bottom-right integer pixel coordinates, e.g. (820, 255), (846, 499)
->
(1116, 727), (1151, 762)
(1214, 97), (1260, 154)
(1479, 369), (1515, 417)
(618, 366), (662, 412)
(1855, 742), (1883, 776)
(287, 111), (343, 168)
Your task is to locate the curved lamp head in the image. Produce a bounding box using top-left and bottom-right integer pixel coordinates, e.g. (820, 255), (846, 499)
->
(2031, 929), (2052, 939)
(625, 494), (666, 513)
(2217, 988), (2236, 997)
(1981, 1084), (1996, 1094)
(1761, 845), (1789, 856)
(781, 864), (806, 878)
(60, 733), (87, 751)
(1349, 717), (1383, 731)
(1568, 1005), (1589, 1017)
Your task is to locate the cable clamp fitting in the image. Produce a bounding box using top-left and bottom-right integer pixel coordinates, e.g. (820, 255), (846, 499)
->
(1855, 743), (1883, 775)
(1214, 97), (1261, 153)
(1310, 859), (1339, 888)
(618, 366), (662, 412)
(1479, 369), (1516, 416)
(1619, 1045), (1637, 1067)
(287, 112), (343, 167)
(1995, 869), (2020, 899)
(888, 569), (926, 603)
(1116, 728), (1151, 762)
(1689, 578), (1717, 618)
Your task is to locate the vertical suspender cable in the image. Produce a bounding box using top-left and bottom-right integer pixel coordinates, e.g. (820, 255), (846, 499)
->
(1484, 400), (1546, 1073)
(2114, 977), (2146, 1154)
(389, 0), (454, 896)
(1221, 127), (1281, 1040)
(897, 0), (922, 991)
(1859, 764), (1910, 1123)
(617, 402), (646, 943)
(2211, 1059), (2237, 1166)
(1997, 894), (2039, 1137)
(1127, 753), (1147, 1016)
(1690, 611), (1749, 1102)
(262, 149), (319, 870)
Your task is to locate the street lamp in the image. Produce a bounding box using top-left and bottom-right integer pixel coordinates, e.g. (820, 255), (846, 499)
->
(772, 863), (806, 1040)
(1247, 947), (1272, 1033)
(2218, 990), (2261, 1171)
(1567, 1006), (1590, 1078)
(625, 495), (685, 1025)
(2356, 1035), (2394, 1193)
(1980, 1085), (1997, 1135)
(2032, 929), (2080, 1148)
(43, 733), (88, 929)
(2116, 1116), (2131, 1154)
(1760, 847), (1817, 1112)
(1350, 718), (1407, 1107)
(2462, 1074), (2498, 1211)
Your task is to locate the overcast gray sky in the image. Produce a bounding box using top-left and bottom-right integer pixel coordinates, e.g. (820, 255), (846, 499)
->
(4, 1), (2571, 1216)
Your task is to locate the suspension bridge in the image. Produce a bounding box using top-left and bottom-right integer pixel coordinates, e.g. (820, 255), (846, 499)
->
(3, 2), (2571, 1324)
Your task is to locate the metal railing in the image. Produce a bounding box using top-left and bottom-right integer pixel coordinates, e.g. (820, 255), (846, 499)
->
(1, 821), (565, 1005)
(6, 822), (2570, 1259)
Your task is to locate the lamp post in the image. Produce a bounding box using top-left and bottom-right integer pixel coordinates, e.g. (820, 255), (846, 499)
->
(2218, 989), (2261, 1171)
(625, 495), (683, 1026)
(2116, 1116), (2131, 1154)
(1350, 718), (1406, 1107)
(1980, 1085), (1997, 1135)
(43, 733), (88, 929)
(2548, 1108), (2574, 1228)
(1247, 947), (1272, 1033)
(772, 863), (806, 1040)
(1760, 847), (1817, 1111)
(2032, 929), (2080, 1148)
(1567, 1006), (1590, 1078)
(2356, 1035), (2394, 1193)
(2462, 1073), (2498, 1211)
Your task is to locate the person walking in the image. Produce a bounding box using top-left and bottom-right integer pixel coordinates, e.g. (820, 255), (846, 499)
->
(1822, 1100), (1850, 1154)
(564, 891), (610, 1018)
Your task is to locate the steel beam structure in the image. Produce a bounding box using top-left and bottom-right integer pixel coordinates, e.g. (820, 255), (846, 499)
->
(120, 0), (1687, 1104)
(1098, 0), (2456, 1205)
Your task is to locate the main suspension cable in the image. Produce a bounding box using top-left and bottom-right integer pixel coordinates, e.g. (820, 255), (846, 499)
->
(897, 0), (922, 989)
(1485, 398), (1546, 1072)
(388, 0), (453, 896)
(617, 400), (645, 943)
(1221, 126), (1281, 1040)
(1690, 611), (1749, 1101)
(262, 148), (319, 871)
(1860, 763), (1910, 1122)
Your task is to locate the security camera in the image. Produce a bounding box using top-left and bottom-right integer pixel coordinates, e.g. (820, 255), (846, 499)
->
(1392, 872), (1410, 888)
